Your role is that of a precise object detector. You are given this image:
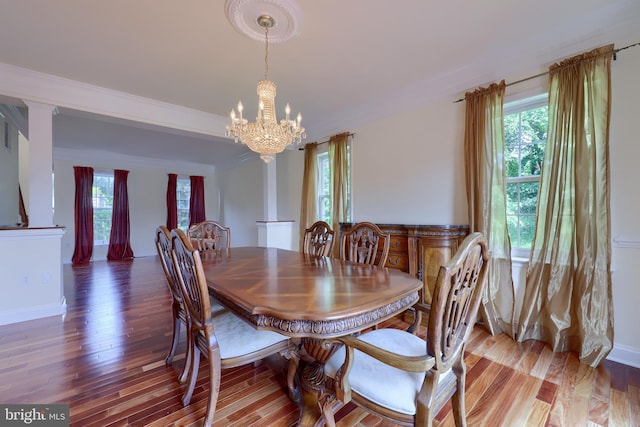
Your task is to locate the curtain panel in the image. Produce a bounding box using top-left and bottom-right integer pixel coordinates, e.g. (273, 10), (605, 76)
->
(299, 142), (318, 251)
(189, 175), (206, 227)
(517, 45), (614, 367)
(329, 132), (349, 258)
(71, 166), (94, 265)
(107, 169), (134, 261)
(464, 81), (513, 337)
(166, 173), (178, 230)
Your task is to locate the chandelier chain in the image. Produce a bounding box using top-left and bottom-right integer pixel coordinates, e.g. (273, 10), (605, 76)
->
(264, 25), (269, 81)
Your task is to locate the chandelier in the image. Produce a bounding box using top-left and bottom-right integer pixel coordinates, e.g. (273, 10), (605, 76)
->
(226, 15), (306, 163)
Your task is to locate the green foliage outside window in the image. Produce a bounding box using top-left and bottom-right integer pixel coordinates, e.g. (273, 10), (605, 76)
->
(504, 105), (548, 249)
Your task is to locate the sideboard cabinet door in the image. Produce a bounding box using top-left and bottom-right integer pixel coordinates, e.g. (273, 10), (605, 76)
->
(408, 226), (469, 310)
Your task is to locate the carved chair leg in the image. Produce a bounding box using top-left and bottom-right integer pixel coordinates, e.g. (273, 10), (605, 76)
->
(415, 373), (437, 427)
(178, 319), (192, 384)
(166, 307), (181, 365)
(202, 348), (222, 427)
(182, 338), (200, 406)
(452, 355), (467, 427)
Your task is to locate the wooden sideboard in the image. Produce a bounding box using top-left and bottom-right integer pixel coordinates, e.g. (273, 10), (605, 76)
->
(339, 223), (470, 314)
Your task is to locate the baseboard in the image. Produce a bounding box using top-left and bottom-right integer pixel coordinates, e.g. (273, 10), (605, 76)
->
(606, 343), (640, 369)
(0, 298), (67, 326)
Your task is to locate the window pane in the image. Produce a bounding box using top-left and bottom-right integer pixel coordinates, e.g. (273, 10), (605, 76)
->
(316, 146), (351, 224)
(504, 100), (547, 250)
(519, 215), (537, 248)
(506, 183), (519, 215)
(519, 181), (539, 214)
(177, 178), (190, 230)
(93, 174), (114, 245)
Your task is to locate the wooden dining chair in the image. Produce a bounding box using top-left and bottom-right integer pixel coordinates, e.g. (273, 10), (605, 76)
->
(187, 220), (231, 251)
(155, 226), (226, 383)
(170, 228), (296, 427)
(302, 220), (335, 257)
(325, 232), (490, 427)
(340, 221), (391, 268)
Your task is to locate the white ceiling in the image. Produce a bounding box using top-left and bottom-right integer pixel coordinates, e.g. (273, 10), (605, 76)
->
(0, 0), (638, 166)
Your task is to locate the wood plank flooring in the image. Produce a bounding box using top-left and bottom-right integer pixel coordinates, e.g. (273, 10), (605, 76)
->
(0, 256), (638, 426)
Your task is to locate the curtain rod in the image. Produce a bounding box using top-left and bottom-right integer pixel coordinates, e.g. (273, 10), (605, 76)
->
(298, 132), (355, 150)
(453, 41), (640, 103)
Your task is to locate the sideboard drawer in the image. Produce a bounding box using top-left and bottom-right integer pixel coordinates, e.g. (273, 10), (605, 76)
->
(388, 235), (408, 253)
(385, 254), (409, 271)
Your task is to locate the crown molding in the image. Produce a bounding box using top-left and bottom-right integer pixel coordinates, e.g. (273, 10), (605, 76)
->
(0, 62), (229, 139)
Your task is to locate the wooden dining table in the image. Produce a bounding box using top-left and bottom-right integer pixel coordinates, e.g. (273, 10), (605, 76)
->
(199, 246), (423, 427)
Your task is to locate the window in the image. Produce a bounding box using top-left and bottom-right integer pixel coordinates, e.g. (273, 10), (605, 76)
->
(93, 173), (114, 245)
(176, 178), (190, 231)
(504, 95), (548, 255)
(318, 152), (331, 223)
(317, 148), (351, 224)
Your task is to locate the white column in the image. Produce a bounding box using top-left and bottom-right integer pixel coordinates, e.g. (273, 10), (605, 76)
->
(23, 101), (57, 227)
(257, 157), (295, 249)
(263, 158), (278, 221)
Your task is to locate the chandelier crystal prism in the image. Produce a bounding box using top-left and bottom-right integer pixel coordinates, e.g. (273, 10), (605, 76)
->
(226, 15), (306, 163)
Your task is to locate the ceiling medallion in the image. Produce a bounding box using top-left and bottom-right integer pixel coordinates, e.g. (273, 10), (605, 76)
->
(225, 0), (303, 43)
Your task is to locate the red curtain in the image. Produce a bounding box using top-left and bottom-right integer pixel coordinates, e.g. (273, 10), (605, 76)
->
(71, 166), (94, 265)
(166, 173), (178, 230)
(188, 175), (206, 227)
(107, 169), (134, 260)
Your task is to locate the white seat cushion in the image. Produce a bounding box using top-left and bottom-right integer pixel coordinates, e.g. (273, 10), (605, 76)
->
(212, 311), (288, 360)
(325, 328), (450, 416)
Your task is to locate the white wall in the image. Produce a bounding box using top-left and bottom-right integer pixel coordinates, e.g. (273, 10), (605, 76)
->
(216, 157), (264, 247)
(54, 150), (219, 262)
(277, 148), (305, 249)
(351, 99), (468, 225)
(608, 40), (640, 366)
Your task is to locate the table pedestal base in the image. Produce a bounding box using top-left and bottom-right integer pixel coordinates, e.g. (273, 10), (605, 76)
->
(297, 338), (341, 427)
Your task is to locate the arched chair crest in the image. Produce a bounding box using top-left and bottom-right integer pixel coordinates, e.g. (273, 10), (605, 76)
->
(303, 221), (335, 257)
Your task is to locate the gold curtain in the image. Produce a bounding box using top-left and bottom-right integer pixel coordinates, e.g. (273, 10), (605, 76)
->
(517, 45), (614, 367)
(329, 132), (350, 258)
(464, 80), (514, 337)
(299, 142), (318, 251)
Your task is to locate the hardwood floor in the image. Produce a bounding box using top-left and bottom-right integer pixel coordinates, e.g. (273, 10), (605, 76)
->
(0, 256), (638, 426)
